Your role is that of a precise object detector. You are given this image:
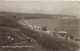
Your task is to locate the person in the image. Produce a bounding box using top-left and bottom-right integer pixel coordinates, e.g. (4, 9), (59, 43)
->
(42, 26), (47, 31)
(70, 35), (74, 40)
(27, 37), (31, 43)
(66, 34), (68, 40)
(53, 32), (57, 37)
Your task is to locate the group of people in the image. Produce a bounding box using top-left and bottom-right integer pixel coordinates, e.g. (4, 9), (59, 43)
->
(17, 18), (60, 38)
(17, 17), (80, 42)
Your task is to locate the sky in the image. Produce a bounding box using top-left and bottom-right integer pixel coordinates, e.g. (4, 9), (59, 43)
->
(0, 1), (80, 17)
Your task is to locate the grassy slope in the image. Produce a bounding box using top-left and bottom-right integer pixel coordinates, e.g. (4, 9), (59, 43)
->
(20, 27), (79, 51)
(0, 16), (48, 51)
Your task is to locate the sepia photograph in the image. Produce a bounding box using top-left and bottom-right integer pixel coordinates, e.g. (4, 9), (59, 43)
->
(0, 1), (80, 51)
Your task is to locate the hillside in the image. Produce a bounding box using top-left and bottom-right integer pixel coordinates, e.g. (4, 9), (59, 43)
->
(0, 12), (79, 51)
(0, 15), (49, 51)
